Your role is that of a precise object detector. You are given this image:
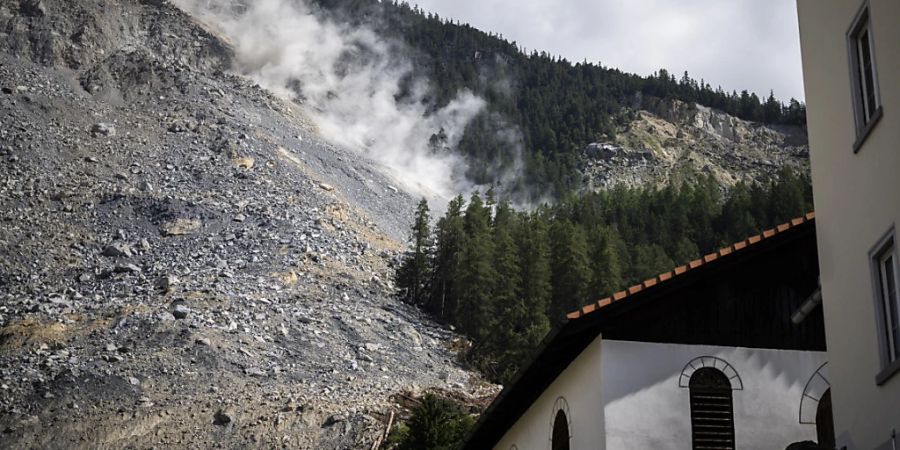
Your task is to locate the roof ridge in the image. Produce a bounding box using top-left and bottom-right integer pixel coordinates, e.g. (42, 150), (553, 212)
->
(566, 211), (815, 320)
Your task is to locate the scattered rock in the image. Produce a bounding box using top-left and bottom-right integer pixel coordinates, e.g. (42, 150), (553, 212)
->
(113, 263), (142, 274)
(90, 123), (116, 137)
(244, 367), (266, 377)
(102, 243), (133, 258)
(172, 304), (190, 319)
(19, 0), (46, 17)
(214, 408), (234, 426)
(364, 343), (381, 353)
(232, 156), (254, 169)
(0, 3), (501, 447)
(322, 413), (346, 427)
(160, 219), (202, 236)
(155, 275), (178, 292)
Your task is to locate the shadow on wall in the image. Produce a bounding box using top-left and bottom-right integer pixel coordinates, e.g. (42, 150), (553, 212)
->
(599, 340), (828, 448)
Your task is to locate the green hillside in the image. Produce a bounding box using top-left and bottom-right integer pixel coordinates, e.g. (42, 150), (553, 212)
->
(313, 0), (806, 197)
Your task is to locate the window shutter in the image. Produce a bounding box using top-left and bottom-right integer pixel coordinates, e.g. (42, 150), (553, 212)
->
(689, 367), (735, 449)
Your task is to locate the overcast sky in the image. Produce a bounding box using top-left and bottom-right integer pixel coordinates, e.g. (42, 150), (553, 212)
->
(410, 0), (805, 102)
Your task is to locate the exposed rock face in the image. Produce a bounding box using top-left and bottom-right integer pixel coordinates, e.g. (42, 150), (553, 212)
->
(0, 1), (495, 448)
(583, 95), (809, 190)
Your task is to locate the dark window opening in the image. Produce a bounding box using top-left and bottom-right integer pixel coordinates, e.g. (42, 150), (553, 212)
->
(816, 389), (836, 449)
(848, 2), (881, 146)
(689, 367), (735, 450)
(551, 409), (569, 450)
(877, 245), (900, 362)
(856, 27), (877, 122)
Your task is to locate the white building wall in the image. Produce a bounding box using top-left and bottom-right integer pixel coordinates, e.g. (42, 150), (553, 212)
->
(494, 335), (606, 450)
(492, 337), (827, 450)
(797, 0), (900, 448)
(601, 340), (825, 450)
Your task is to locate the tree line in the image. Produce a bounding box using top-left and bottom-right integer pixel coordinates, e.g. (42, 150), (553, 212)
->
(395, 169), (813, 383)
(312, 0), (807, 198)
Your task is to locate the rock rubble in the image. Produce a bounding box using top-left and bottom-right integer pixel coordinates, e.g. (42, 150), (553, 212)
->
(582, 95), (810, 190)
(0, 1), (496, 448)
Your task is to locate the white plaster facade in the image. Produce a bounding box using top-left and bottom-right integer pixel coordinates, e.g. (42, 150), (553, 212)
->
(797, 0), (900, 448)
(493, 338), (827, 450)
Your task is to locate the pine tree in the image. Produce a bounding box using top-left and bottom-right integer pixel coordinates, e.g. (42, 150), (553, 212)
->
(475, 200), (531, 380)
(549, 219), (592, 321)
(686, 175), (722, 251)
(763, 90), (783, 124)
(630, 243), (675, 284)
(718, 182), (758, 244)
(429, 195), (465, 322)
(489, 202), (522, 317)
(457, 193), (497, 340)
(588, 225), (623, 298)
(400, 199), (432, 305)
(518, 213), (553, 322)
(769, 167), (807, 223)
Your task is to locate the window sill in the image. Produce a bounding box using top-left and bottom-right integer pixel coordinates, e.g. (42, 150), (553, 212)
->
(853, 106), (883, 153)
(875, 357), (900, 385)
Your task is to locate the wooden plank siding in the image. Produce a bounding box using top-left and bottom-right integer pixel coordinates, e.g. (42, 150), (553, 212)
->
(599, 230), (824, 350)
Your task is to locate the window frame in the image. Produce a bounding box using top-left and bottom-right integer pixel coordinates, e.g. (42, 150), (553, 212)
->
(846, 0), (883, 153)
(549, 397), (571, 450)
(869, 227), (900, 385)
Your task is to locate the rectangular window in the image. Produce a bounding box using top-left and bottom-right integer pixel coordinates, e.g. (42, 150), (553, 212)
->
(847, 2), (882, 151)
(877, 246), (900, 362)
(873, 230), (900, 385)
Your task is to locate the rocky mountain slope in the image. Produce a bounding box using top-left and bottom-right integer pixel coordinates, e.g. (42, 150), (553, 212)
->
(0, 0), (810, 448)
(583, 95), (809, 190)
(0, 1), (495, 449)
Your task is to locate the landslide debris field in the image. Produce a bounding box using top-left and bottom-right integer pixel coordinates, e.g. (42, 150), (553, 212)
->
(0, 1), (495, 448)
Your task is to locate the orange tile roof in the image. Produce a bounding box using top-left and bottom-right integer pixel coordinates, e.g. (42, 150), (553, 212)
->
(566, 212), (816, 320)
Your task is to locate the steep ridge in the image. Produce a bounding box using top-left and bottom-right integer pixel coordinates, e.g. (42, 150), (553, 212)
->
(306, 0), (809, 199)
(0, 1), (494, 448)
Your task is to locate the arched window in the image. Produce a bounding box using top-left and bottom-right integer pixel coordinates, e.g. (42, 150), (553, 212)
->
(815, 389), (835, 449)
(689, 367), (735, 450)
(551, 409), (570, 450)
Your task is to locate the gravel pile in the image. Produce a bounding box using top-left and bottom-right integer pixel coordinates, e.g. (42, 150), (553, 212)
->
(0, 1), (496, 448)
